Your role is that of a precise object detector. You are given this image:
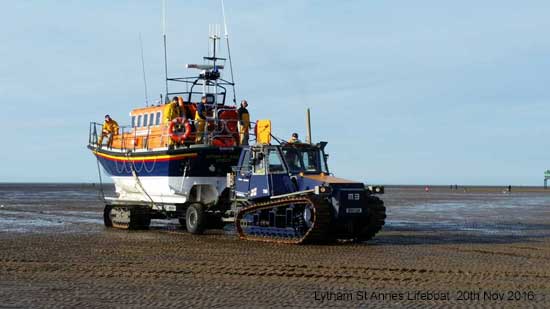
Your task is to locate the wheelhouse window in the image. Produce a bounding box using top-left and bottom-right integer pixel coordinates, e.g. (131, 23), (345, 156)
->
(137, 115), (142, 127)
(156, 112), (161, 125)
(131, 116), (136, 127)
(143, 114), (148, 127)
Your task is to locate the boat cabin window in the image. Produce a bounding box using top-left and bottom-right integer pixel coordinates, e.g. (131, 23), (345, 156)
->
(156, 112), (161, 125)
(131, 111), (163, 127)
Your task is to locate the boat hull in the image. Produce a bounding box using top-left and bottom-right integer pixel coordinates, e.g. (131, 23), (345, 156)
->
(89, 146), (241, 204)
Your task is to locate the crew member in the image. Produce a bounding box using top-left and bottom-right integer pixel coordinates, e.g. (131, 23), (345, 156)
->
(163, 96), (181, 124)
(98, 114), (119, 148)
(288, 132), (301, 144)
(194, 96), (208, 143)
(237, 100), (250, 145)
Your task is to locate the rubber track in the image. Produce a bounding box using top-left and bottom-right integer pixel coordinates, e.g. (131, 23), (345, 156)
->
(235, 194), (331, 245)
(356, 195), (386, 242)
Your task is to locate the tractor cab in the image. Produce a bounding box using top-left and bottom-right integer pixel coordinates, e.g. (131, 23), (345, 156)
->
(280, 143), (330, 175)
(234, 143), (330, 200)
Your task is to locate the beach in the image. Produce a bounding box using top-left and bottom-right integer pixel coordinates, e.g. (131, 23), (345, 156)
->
(1, 184), (549, 307)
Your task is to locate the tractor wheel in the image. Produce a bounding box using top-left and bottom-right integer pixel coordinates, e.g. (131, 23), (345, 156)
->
(186, 203), (206, 234)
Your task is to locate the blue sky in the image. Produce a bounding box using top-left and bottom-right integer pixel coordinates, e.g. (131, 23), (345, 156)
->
(1, 1), (549, 185)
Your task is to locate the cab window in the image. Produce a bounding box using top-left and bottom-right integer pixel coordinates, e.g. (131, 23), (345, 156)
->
(252, 152), (266, 175)
(155, 112), (161, 125)
(302, 150), (319, 172)
(137, 115), (142, 127)
(239, 150), (251, 175)
(131, 116), (136, 127)
(282, 147), (324, 174)
(268, 149), (286, 173)
(143, 114), (148, 127)
(150, 113), (155, 126)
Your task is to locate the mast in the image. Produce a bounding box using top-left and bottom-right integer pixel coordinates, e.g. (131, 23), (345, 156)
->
(221, 0), (237, 104)
(139, 33), (149, 106)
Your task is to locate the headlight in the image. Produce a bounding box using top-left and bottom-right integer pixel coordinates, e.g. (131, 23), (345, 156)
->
(314, 185), (331, 195)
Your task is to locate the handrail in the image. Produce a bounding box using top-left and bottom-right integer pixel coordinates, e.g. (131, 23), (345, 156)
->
(88, 118), (253, 151)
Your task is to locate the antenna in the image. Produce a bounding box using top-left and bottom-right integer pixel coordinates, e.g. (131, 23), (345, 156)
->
(162, 0), (169, 102)
(221, 0), (237, 104)
(139, 33), (149, 106)
(306, 108), (312, 144)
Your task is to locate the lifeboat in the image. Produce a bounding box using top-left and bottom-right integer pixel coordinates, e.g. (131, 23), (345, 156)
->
(87, 33), (243, 206)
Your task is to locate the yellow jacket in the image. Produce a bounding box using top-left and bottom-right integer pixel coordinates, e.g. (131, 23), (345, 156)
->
(238, 106), (250, 127)
(163, 101), (181, 123)
(102, 119), (119, 134)
(287, 137), (301, 144)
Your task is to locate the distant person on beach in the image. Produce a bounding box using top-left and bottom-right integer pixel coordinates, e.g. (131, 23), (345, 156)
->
(238, 100), (250, 146)
(98, 114), (119, 148)
(508, 185), (512, 193)
(194, 96), (207, 143)
(288, 133), (301, 144)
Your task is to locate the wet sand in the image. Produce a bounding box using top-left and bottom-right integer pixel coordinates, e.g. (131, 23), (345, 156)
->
(1, 184), (550, 308)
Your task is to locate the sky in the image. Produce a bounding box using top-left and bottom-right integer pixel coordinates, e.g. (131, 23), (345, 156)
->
(1, 0), (549, 185)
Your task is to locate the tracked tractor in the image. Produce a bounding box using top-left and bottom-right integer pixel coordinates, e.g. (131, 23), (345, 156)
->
(209, 140), (386, 244)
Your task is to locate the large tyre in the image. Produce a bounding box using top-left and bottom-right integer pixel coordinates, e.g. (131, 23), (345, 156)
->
(178, 218), (188, 230)
(354, 195), (386, 242)
(186, 203), (206, 234)
(103, 204), (113, 228)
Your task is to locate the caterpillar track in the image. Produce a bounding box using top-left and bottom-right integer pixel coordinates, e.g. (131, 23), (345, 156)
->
(235, 194), (332, 245)
(354, 195), (386, 242)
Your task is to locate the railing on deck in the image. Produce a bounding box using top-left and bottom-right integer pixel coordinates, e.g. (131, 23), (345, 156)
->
(88, 117), (255, 152)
